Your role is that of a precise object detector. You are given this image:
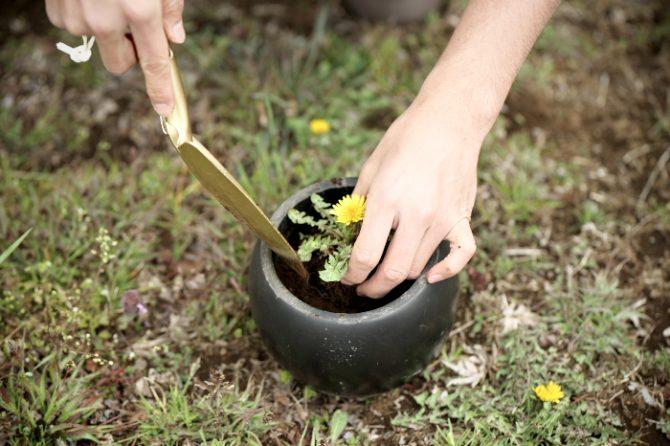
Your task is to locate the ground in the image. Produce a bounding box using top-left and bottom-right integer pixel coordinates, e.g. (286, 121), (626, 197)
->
(1, 0), (669, 445)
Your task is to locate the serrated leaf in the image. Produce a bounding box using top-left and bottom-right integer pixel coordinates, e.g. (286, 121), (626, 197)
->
(310, 193), (331, 218)
(319, 255), (348, 282)
(297, 235), (336, 262)
(287, 209), (326, 230)
(297, 238), (321, 262)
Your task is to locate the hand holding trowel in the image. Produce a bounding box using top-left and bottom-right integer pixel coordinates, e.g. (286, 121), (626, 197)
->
(54, 31), (306, 278)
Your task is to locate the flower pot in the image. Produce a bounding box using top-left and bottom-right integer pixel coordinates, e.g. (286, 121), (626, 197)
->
(248, 178), (459, 396)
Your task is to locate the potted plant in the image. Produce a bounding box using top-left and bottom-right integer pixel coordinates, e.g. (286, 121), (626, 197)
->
(158, 57), (458, 396)
(249, 178), (459, 396)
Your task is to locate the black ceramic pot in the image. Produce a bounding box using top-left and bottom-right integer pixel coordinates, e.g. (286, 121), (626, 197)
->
(248, 178), (458, 396)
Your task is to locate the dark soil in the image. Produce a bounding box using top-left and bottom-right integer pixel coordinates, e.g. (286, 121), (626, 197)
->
(646, 296), (670, 352)
(273, 184), (412, 313)
(275, 253), (411, 313)
(619, 392), (670, 446)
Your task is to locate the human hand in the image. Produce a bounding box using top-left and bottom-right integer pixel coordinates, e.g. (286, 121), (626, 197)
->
(45, 0), (185, 116)
(342, 99), (485, 298)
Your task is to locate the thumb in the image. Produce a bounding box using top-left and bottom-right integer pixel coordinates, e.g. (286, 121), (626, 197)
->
(162, 0), (185, 43)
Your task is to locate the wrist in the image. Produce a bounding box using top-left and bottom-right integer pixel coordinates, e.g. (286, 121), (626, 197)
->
(411, 64), (504, 142)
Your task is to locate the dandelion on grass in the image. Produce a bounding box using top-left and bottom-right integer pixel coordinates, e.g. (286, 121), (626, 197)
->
(533, 381), (565, 403)
(288, 193), (366, 282)
(309, 118), (331, 135)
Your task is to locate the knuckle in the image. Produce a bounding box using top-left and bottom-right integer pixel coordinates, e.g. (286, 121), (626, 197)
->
(47, 11), (64, 28)
(351, 251), (376, 271)
(106, 60), (133, 75)
(123, 1), (157, 23)
(64, 18), (87, 36)
(414, 207), (436, 225)
(141, 59), (170, 75)
(381, 267), (407, 284)
(375, 190), (398, 208)
(163, 0), (183, 14)
(89, 21), (117, 37)
(407, 267), (422, 280)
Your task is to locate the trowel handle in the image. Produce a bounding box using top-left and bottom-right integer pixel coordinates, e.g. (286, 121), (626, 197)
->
(160, 51), (192, 148)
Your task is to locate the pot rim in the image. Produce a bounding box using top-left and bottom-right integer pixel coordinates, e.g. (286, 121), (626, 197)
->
(257, 177), (438, 324)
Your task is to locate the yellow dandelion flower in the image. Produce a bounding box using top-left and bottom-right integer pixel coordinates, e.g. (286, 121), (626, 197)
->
(331, 194), (366, 225)
(533, 381), (565, 403)
(310, 118), (331, 135)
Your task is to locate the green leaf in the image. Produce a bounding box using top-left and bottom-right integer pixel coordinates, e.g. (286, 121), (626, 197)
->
(319, 255), (348, 282)
(287, 209), (325, 229)
(0, 227), (32, 265)
(329, 409), (349, 443)
(278, 370), (292, 384)
(297, 235), (335, 262)
(297, 237), (321, 262)
(319, 245), (352, 282)
(310, 418), (321, 446)
(304, 386), (317, 401)
(310, 193), (332, 219)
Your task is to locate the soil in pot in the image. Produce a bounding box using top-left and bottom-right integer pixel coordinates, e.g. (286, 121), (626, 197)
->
(273, 184), (414, 313)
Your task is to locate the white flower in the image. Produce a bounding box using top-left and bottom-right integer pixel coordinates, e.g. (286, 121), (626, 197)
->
(443, 344), (487, 387)
(500, 295), (539, 334)
(56, 36), (95, 63)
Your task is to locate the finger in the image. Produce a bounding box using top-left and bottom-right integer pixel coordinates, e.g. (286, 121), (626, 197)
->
(97, 34), (137, 74)
(162, 0), (185, 43)
(46, 0), (64, 27)
(62, 0), (92, 36)
(125, 1), (174, 116)
(356, 219), (426, 298)
(341, 201), (394, 286)
(353, 159), (379, 196)
(407, 224), (445, 279)
(426, 220), (476, 283)
(82, 0), (136, 74)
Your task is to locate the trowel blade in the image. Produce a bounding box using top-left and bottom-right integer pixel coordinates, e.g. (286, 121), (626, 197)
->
(175, 137), (305, 274)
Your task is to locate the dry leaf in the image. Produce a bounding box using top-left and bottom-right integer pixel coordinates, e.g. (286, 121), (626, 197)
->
(500, 295), (540, 334)
(443, 344), (487, 387)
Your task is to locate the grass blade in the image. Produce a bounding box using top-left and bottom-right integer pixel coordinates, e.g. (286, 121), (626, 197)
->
(0, 227), (32, 265)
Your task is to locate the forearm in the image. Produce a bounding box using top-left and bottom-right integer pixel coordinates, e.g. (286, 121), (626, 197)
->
(414, 0), (560, 138)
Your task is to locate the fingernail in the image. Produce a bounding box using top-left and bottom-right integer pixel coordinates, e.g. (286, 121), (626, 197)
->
(427, 274), (443, 284)
(172, 21), (185, 43)
(154, 102), (173, 116)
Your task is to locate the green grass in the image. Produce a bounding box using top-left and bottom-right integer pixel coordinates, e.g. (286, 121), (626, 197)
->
(0, 354), (108, 445)
(135, 364), (269, 445)
(1, 0), (668, 444)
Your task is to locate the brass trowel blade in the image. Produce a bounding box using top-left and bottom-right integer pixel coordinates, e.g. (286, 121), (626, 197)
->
(161, 53), (306, 277)
(175, 137), (305, 273)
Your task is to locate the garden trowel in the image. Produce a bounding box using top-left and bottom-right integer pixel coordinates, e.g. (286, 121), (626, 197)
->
(160, 54), (307, 278)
